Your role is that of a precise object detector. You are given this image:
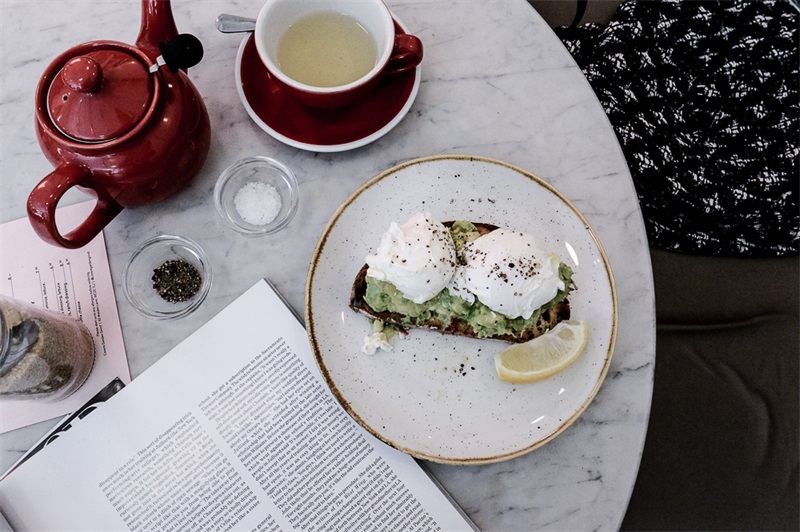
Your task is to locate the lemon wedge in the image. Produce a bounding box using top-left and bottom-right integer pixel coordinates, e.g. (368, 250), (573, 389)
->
(494, 320), (589, 384)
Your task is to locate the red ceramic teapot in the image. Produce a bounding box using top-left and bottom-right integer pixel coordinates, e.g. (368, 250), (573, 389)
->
(27, 0), (211, 249)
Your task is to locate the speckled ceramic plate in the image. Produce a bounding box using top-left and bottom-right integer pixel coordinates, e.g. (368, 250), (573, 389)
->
(305, 154), (617, 465)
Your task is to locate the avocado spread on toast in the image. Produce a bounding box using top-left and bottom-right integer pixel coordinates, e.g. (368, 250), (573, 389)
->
(363, 221), (576, 339)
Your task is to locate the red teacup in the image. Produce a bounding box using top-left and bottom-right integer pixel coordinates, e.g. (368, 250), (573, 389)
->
(254, 0), (422, 109)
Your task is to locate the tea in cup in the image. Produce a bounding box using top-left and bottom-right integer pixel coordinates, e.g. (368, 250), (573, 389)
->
(254, 0), (423, 109)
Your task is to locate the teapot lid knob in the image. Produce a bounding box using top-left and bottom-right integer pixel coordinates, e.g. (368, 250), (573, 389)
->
(61, 56), (102, 92)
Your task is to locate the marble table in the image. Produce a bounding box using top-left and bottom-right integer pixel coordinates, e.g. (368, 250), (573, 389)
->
(0, 0), (655, 529)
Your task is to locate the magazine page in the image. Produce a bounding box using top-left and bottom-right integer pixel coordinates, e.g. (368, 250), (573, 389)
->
(0, 280), (473, 531)
(0, 378), (126, 482)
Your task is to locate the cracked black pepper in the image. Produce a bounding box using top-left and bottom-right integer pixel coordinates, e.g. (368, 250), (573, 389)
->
(152, 259), (202, 303)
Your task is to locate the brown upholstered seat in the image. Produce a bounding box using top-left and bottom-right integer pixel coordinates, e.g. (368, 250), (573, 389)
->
(623, 250), (799, 530)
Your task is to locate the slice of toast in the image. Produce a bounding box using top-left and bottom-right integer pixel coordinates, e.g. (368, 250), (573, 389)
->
(349, 222), (571, 343)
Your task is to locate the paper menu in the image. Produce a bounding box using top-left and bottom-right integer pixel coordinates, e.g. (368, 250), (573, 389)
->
(0, 201), (130, 433)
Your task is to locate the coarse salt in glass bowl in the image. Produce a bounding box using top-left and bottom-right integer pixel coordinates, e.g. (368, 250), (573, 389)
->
(214, 156), (299, 236)
(123, 235), (212, 320)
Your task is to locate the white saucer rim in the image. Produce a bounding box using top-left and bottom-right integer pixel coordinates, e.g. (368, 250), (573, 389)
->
(234, 27), (421, 153)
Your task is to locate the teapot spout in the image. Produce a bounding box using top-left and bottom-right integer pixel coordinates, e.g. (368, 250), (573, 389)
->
(136, 0), (178, 61)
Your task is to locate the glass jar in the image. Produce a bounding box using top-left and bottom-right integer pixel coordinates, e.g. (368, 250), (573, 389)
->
(0, 295), (95, 401)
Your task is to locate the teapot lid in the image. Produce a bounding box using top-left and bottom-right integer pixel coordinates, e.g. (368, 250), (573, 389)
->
(47, 48), (152, 142)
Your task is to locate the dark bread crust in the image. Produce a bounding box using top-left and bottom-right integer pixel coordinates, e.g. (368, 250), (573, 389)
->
(349, 222), (571, 343)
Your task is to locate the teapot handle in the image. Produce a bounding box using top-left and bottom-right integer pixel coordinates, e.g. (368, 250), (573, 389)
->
(27, 163), (123, 249)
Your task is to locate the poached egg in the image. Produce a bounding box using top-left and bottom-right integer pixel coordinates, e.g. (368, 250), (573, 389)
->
(455, 228), (565, 319)
(365, 212), (457, 304)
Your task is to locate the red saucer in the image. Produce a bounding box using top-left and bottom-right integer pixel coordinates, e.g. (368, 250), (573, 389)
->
(236, 24), (419, 152)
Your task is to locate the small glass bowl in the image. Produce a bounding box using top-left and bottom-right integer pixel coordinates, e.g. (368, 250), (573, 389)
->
(214, 156), (299, 236)
(123, 235), (212, 320)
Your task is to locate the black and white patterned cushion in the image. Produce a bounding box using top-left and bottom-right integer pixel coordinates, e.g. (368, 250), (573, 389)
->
(557, 0), (799, 257)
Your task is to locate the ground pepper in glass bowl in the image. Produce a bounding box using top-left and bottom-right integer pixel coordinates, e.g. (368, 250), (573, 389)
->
(123, 235), (212, 319)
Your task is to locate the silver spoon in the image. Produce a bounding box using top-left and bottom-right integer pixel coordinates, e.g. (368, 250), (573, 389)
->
(215, 14), (256, 34)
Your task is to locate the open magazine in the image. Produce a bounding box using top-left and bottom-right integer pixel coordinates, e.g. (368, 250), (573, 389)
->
(0, 280), (475, 531)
